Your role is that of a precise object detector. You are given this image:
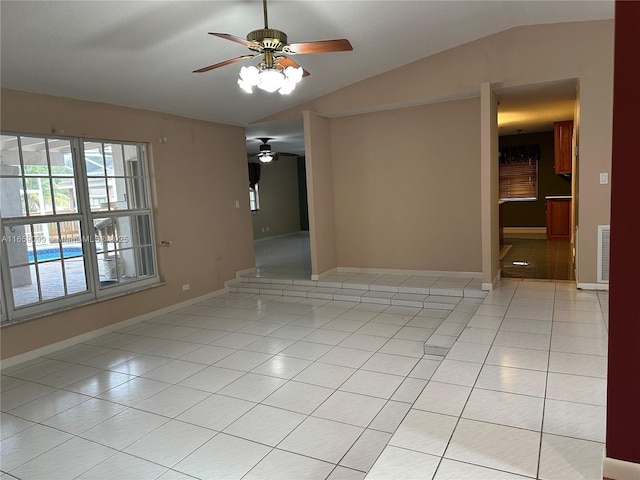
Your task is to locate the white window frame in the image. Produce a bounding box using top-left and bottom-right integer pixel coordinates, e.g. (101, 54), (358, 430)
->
(250, 184), (260, 212)
(0, 132), (159, 325)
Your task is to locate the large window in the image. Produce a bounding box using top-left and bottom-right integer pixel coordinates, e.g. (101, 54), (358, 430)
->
(499, 144), (539, 201)
(0, 133), (157, 324)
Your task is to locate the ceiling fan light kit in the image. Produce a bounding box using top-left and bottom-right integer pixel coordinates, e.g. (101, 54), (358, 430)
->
(238, 63), (303, 95)
(258, 141), (275, 163)
(194, 0), (352, 96)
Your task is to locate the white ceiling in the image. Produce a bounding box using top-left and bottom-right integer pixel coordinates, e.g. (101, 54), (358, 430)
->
(1, 1), (613, 154)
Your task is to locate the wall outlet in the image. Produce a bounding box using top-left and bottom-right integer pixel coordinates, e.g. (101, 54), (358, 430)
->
(261, 227), (265, 232)
(182, 284), (190, 291)
(266, 226), (269, 232)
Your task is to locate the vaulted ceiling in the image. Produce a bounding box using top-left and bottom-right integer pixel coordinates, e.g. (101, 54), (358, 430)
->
(1, 1), (613, 153)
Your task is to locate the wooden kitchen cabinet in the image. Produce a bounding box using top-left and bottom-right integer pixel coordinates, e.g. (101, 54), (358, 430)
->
(554, 120), (573, 174)
(546, 197), (572, 240)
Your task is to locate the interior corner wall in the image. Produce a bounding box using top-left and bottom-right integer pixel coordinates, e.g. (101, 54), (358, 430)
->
(0, 88), (255, 359)
(303, 111), (337, 276)
(251, 157), (301, 239)
(331, 98), (482, 273)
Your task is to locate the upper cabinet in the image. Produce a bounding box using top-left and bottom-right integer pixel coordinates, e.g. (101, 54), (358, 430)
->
(554, 120), (573, 175)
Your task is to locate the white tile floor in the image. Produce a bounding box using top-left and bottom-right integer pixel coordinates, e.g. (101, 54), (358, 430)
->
(0, 235), (609, 480)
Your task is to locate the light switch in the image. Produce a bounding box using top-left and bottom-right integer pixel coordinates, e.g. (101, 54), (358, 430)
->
(599, 173), (609, 185)
(235, 200), (240, 208)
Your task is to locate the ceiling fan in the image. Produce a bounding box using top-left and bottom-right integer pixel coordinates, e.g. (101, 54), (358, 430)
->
(193, 0), (353, 95)
(250, 137), (297, 163)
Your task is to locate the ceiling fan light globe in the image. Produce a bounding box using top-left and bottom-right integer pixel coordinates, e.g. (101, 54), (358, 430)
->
(279, 79), (296, 95)
(284, 66), (303, 83)
(237, 78), (254, 93)
(239, 65), (259, 84)
(257, 69), (285, 92)
(259, 153), (274, 163)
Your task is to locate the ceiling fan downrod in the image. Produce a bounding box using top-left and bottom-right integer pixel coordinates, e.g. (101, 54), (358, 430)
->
(263, 0), (269, 29)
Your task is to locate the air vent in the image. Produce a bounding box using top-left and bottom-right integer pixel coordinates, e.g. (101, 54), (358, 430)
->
(597, 225), (610, 283)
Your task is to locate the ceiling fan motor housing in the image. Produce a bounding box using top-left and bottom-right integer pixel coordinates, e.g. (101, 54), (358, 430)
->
(259, 143), (272, 153)
(247, 29), (288, 51)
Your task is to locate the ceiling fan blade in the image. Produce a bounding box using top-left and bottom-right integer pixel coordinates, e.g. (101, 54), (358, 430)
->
(276, 57), (310, 77)
(287, 39), (353, 54)
(193, 55), (255, 73)
(208, 32), (259, 48)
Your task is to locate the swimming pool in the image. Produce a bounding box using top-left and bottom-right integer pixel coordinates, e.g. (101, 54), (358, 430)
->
(28, 246), (84, 262)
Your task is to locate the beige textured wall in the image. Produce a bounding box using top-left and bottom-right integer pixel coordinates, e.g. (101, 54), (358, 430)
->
(263, 20), (614, 284)
(331, 98), (482, 272)
(251, 158), (301, 239)
(0, 89), (255, 359)
(303, 111), (337, 276)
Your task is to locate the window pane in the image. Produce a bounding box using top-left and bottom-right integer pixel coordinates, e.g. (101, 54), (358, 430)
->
(110, 177), (129, 210)
(47, 139), (74, 176)
(0, 176), (27, 218)
(40, 260), (65, 301)
(88, 177), (110, 211)
(104, 143), (125, 176)
(84, 142), (106, 177)
(20, 137), (50, 176)
(0, 134), (22, 176)
(4, 225), (32, 267)
(65, 256), (88, 295)
(12, 264), (39, 307)
(135, 215), (152, 246)
(51, 177), (78, 214)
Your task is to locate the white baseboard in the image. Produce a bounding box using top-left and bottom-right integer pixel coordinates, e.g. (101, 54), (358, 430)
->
(1, 285), (230, 371)
(311, 268), (337, 281)
(336, 267), (482, 279)
(578, 282), (610, 291)
(254, 231), (309, 242)
(482, 270), (502, 291)
(604, 457), (640, 480)
(503, 227), (546, 234)
(231, 267), (256, 283)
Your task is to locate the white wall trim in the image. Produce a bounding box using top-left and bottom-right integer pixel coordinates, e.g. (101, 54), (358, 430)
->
(1, 286), (230, 371)
(336, 267), (482, 279)
(503, 227), (547, 234)
(604, 457), (640, 480)
(577, 282), (610, 291)
(231, 267), (257, 281)
(311, 268), (337, 281)
(482, 270), (502, 291)
(253, 231), (308, 243)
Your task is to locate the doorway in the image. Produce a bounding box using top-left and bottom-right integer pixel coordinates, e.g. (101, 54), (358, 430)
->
(495, 80), (577, 281)
(245, 118), (311, 279)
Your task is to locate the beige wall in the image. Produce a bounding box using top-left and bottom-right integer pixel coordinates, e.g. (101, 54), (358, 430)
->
(331, 98), (482, 272)
(303, 111), (337, 277)
(1, 89), (255, 359)
(251, 158), (301, 239)
(480, 84), (499, 286)
(264, 20), (614, 284)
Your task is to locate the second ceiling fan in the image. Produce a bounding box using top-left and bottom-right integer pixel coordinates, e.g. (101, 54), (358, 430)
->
(193, 0), (353, 94)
